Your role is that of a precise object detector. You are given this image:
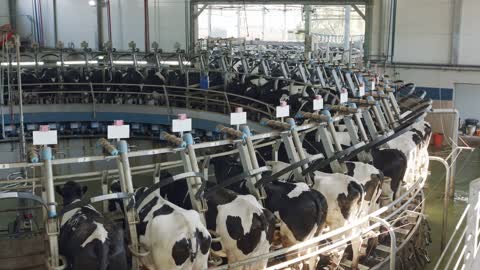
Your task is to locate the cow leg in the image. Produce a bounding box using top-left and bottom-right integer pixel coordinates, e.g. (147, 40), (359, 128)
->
(279, 224), (304, 270)
(350, 237), (363, 270)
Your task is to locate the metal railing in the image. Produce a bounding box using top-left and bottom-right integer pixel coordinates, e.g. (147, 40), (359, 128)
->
(0, 119), (427, 269)
(435, 178), (480, 270)
(3, 82), (276, 122)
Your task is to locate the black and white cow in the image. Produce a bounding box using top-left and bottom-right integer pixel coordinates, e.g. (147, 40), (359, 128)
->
(56, 181), (128, 270)
(267, 160), (380, 269)
(110, 181), (211, 270)
(211, 155), (329, 269)
(383, 120), (432, 191)
(158, 172), (276, 270)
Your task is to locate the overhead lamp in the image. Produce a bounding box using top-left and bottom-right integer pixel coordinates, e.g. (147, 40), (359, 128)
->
(56, 60), (99, 66)
(113, 60), (148, 65)
(0, 61), (45, 66)
(88, 0), (97, 7)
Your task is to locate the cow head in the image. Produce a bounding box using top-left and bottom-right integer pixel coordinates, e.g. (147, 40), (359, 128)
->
(55, 181), (88, 206)
(108, 180), (124, 213)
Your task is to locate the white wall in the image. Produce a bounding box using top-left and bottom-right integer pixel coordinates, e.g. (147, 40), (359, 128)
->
(109, 0), (145, 51)
(13, 0), (189, 51)
(393, 0), (453, 64)
(0, 1), (9, 25)
(387, 67), (480, 89)
(149, 0), (188, 51)
(57, 0), (98, 49)
(458, 0), (480, 65)
(454, 83), (480, 119)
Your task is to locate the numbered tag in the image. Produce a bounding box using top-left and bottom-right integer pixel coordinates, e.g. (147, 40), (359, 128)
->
(172, 115), (192, 133)
(359, 84), (365, 97)
(231, 111), (247, 125)
(340, 88), (348, 104)
(108, 125), (130, 139)
(33, 125), (58, 145)
(313, 96), (323, 111)
(276, 102), (290, 118)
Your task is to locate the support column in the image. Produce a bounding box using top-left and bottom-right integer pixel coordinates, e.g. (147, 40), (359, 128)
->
(208, 6), (212, 37)
(451, 0), (464, 64)
(237, 7), (241, 38)
(96, 2), (104, 50)
(262, 7), (266, 40)
(344, 5), (351, 51)
(304, 5), (312, 53)
(283, 4), (287, 41)
(41, 147), (60, 269)
(364, 0), (373, 63)
(144, 0), (150, 52)
(53, 0), (58, 45)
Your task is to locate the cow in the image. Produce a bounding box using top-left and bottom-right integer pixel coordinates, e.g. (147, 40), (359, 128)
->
(157, 172), (276, 270)
(55, 181), (128, 270)
(383, 120), (432, 190)
(211, 155), (329, 269)
(267, 160), (380, 269)
(109, 181), (211, 270)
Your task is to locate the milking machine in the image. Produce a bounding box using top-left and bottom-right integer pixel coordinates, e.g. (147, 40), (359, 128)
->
(0, 38), (440, 269)
(161, 131), (208, 220)
(215, 124), (267, 200)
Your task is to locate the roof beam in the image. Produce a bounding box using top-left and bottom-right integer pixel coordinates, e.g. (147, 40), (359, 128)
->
(192, 0), (367, 5)
(351, 4), (365, 20)
(194, 4), (209, 18)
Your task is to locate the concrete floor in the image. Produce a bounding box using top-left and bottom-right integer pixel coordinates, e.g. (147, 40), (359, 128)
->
(425, 146), (480, 269)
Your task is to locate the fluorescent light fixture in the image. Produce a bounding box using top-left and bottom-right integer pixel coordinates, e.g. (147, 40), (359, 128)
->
(113, 60), (148, 65)
(88, 0), (97, 7)
(56, 60), (99, 65)
(98, 56), (105, 60)
(0, 61), (45, 66)
(160, 61), (192, 66)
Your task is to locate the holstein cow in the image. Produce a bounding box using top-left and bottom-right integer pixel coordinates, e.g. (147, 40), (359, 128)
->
(267, 161), (377, 270)
(302, 130), (409, 202)
(211, 155), (329, 269)
(383, 120), (432, 191)
(56, 181), (128, 270)
(110, 181), (211, 270)
(157, 172), (276, 270)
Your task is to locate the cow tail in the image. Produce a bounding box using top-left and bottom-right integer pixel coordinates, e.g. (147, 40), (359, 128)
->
(95, 240), (110, 270)
(312, 192), (328, 236)
(356, 183), (365, 219)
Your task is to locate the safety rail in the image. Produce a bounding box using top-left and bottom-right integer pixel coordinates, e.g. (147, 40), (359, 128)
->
(3, 82), (276, 121)
(0, 117), (428, 269)
(208, 176), (426, 270)
(435, 178), (480, 270)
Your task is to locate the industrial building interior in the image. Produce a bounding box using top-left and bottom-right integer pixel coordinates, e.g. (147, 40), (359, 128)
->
(0, 0), (479, 269)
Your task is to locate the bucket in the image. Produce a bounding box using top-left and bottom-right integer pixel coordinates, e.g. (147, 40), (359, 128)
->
(432, 133), (444, 147)
(466, 125), (477, 136)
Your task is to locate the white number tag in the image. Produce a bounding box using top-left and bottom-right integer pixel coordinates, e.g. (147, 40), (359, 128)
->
(276, 106), (290, 118)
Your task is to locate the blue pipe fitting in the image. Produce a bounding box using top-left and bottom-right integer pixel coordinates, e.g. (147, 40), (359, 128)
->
(182, 133), (194, 146)
(241, 126), (252, 139)
(366, 96), (378, 105)
(48, 210), (57, 218)
(295, 112), (304, 119)
(117, 140), (129, 154)
(321, 110), (334, 123)
(40, 147), (52, 161)
(286, 118), (296, 130)
(30, 156), (39, 163)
